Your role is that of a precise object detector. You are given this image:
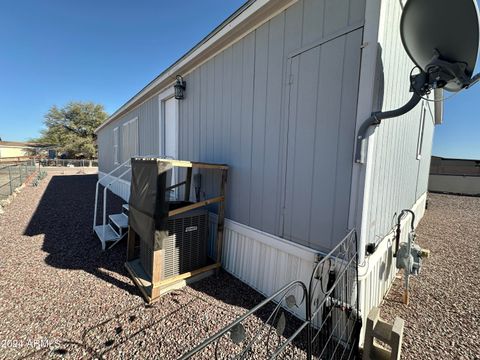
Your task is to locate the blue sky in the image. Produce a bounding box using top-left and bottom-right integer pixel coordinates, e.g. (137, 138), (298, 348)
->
(432, 81), (480, 160)
(0, 0), (479, 159)
(0, 0), (245, 139)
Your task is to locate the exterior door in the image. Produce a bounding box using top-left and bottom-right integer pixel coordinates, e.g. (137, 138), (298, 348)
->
(281, 29), (363, 251)
(164, 97), (178, 160)
(163, 97), (179, 199)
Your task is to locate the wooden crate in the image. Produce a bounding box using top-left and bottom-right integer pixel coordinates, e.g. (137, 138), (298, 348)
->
(125, 159), (228, 303)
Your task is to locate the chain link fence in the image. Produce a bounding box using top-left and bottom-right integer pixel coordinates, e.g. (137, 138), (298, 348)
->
(0, 159), (37, 200)
(38, 159), (98, 168)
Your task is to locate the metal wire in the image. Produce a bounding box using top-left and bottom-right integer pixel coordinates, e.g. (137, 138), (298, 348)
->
(181, 229), (361, 359)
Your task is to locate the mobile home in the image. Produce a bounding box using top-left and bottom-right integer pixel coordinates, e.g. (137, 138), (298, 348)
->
(95, 0), (437, 340)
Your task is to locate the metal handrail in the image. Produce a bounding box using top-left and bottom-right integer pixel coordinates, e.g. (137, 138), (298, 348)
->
(92, 158), (131, 231)
(93, 154), (163, 240)
(101, 167), (131, 240)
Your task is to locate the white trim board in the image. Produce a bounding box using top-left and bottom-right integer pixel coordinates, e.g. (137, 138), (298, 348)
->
(157, 87), (175, 156)
(209, 212), (318, 262)
(348, 0), (382, 267)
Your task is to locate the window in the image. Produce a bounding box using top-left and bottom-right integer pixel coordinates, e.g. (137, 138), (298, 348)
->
(113, 127), (119, 165)
(416, 105), (426, 160)
(122, 117), (139, 163)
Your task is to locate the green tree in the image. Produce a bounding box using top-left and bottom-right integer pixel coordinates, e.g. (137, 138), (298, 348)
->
(36, 102), (108, 158)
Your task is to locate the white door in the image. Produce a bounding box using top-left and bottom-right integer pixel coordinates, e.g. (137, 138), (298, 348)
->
(164, 97), (178, 199)
(164, 97), (178, 160)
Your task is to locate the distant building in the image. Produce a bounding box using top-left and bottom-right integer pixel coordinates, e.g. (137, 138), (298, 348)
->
(0, 141), (55, 159)
(429, 156), (480, 195)
(430, 155), (480, 176)
(0, 141), (38, 158)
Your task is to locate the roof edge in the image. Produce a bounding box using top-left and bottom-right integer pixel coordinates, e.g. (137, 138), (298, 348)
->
(432, 155), (480, 162)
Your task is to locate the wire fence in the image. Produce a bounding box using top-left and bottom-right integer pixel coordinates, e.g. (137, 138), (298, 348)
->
(0, 158), (98, 201)
(181, 229), (361, 359)
(0, 159), (37, 200)
(38, 159), (98, 168)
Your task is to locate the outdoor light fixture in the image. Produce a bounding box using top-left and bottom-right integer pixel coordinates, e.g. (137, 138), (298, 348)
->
(174, 75), (186, 100)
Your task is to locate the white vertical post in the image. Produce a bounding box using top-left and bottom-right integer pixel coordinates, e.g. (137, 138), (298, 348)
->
(8, 165), (13, 195)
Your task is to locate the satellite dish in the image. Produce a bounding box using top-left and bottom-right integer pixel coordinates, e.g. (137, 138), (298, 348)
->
(400, 0), (480, 92)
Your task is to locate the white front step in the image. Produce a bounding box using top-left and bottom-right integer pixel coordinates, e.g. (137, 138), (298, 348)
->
(109, 213), (128, 229)
(94, 224), (122, 250)
(94, 204), (129, 251)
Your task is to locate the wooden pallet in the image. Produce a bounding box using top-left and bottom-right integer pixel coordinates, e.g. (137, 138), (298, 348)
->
(125, 258), (220, 303)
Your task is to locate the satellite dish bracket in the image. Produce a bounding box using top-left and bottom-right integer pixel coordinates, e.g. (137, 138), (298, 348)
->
(425, 49), (473, 90)
(355, 71), (429, 164)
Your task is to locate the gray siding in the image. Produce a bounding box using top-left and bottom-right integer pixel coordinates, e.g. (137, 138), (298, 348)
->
(283, 29), (363, 250)
(179, 0), (365, 250)
(364, 0), (435, 244)
(97, 96), (159, 177)
(97, 0), (366, 252)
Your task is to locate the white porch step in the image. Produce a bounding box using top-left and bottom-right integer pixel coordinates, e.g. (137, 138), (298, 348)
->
(94, 224), (121, 242)
(94, 204), (129, 251)
(109, 213), (128, 229)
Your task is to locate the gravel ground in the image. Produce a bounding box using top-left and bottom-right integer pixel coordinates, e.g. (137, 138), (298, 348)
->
(380, 193), (480, 360)
(0, 173), (305, 359)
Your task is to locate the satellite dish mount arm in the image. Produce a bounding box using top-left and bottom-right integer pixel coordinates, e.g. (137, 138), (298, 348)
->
(355, 71), (428, 163)
(426, 49), (480, 90)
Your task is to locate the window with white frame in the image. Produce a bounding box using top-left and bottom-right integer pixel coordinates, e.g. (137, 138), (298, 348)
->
(113, 127), (119, 165)
(122, 117), (139, 163)
(416, 105), (426, 160)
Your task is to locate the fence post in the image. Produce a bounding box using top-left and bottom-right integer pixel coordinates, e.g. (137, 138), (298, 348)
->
(306, 286), (312, 360)
(8, 166), (13, 196)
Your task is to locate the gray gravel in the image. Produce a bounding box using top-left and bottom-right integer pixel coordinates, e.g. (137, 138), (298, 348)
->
(0, 173), (306, 359)
(380, 193), (480, 360)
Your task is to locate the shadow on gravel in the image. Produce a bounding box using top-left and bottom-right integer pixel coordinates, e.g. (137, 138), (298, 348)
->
(24, 174), (138, 295)
(21, 174), (307, 358)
